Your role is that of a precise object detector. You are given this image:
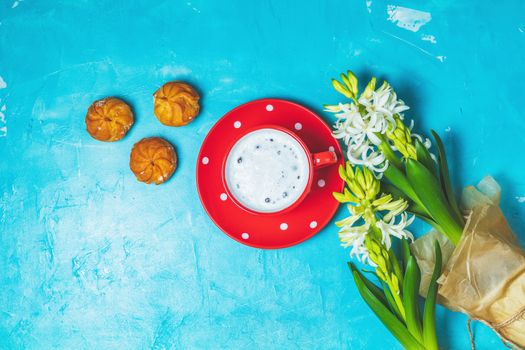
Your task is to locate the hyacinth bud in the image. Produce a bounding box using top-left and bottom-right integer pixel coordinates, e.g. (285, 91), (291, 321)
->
(390, 274), (400, 295)
(348, 181), (365, 200)
(381, 249), (390, 261)
(360, 77), (376, 100)
(345, 161), (355, 180)
(376, 255), (388, 272)
(338, 165), (347, 182)
(386, 117), (417, 160)
(375, 268), (386, 282)
(368, 238), (382, 256)
(369, 250), (378, 263)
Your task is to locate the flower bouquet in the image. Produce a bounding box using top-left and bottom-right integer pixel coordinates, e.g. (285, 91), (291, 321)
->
(327, 71), (525, 349)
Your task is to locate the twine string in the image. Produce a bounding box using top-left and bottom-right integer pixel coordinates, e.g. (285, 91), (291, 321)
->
(467, 305), (525, 350)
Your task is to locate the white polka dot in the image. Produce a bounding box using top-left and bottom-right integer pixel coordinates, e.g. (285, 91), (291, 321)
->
(318, 179), (326, 188)
(310, 221), (318, 229)
(294, 122), (302, 130)
(241, 232), (249, 240)
(280, 223), (288, 231)
(266, 104), (274, 111)
(328, 146), (335, 152)
(202, 157), (209, 165)
(220, 193), (228, 201)
(233, 121), (241, 128)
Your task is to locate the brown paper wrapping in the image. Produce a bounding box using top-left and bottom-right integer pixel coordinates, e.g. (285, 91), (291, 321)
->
(412, 176), (525, 348)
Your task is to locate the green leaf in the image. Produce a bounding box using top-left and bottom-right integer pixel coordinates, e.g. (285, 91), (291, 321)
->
(414, 214), (445, 235)
(422, 241), (442, 350)
(349, 266), (425, 350)
(348, 263), (388, 307)
(414, 139), (435, 175)
(383, 164), (422, 208)
(403, 256), (424, 343)
(405, 158), (463, 245)
(431, 130), (465, 227)
(378, 135), (403, 170)
(401, 239), (411, 273)
(381, 182), (410, 204)
(382, 175), (442, 230)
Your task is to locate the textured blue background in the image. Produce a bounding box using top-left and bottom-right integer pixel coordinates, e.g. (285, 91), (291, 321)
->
(1, 0), (524, 349)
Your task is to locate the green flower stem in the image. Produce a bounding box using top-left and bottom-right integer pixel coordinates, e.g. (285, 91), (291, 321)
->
(405, 159), (463, 244)
(388, 248), (404, 286)
(380, 280), (405, 321)
(366, 226), (406, 321)
(403, 256), (424, 343)
(422, 241), (442, 350)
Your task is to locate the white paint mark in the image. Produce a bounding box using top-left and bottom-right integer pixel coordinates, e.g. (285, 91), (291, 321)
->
(366, 0), (372, 13)
(421, 34), (437, 44)
(186, 1), (201, 13)
(241, 232), (249, 240)
(387, 5), (432, 32)
(317, 179), (326, 188)
(233, 121), (241, 128)
(280, 223), (288, 231)
(202, 157), (209, 165)
(310, 221), (318, 229)
(53, 139), (106, 149)
(0, 76), (6, 89)
(519, 27), (524, 33)
(0, 103), (6, 138)
(12, 1), (21, 9)
(445, 126), (451, 132)
(516, 196), (525, 203)
(294, 122), (302, 130)
(158, 65), (192, 77)
(266, 104), (274, 112)
(220, 193), (227, 201)
(382, 31), (446, 63)
(328, 146), (335, 152)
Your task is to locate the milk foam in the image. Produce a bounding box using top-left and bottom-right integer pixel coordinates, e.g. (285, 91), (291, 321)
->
(225, 128), (310, 213)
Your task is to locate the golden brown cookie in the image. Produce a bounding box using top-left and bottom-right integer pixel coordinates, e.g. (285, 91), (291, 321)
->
(153, 82), (200, 126)
(130, 137), (177, 185)
(85, 97), (134, 142)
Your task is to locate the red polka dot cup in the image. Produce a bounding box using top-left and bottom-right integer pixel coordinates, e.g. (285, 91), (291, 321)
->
(222, 124), (338, 215)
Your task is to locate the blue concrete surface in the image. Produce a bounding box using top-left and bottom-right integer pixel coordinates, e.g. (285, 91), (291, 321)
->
(1, 0), (524, 349)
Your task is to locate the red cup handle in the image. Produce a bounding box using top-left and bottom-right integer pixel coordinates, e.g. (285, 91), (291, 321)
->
(312, 151), (338, 169)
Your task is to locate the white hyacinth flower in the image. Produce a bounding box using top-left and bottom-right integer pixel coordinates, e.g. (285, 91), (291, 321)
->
(346, 142), (388, 176)
(329, 82), (410, 176)
(338, 222), (376, 266)
(375, 213), (415, 250)
(359, 82), (410, 124)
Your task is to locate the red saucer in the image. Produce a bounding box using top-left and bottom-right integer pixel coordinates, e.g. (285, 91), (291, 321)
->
(196, 99), (344, 249)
